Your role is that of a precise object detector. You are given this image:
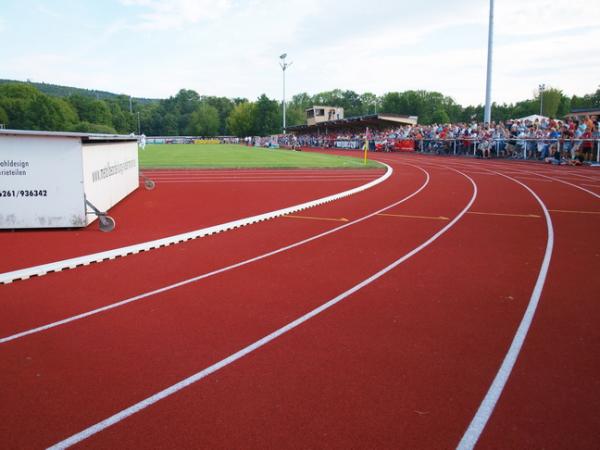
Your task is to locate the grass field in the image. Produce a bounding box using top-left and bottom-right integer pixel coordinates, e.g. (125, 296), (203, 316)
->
(139, 144), (383, 169)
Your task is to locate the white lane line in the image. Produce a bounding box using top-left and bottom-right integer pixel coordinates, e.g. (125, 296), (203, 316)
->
(461, 171), (499, 176)
(457, 172), (554, 450)
(147, 175), (380, 180)
(149, 177), (377, 181)
(437, 160), (600, 195)
(153, 178), (376, 183)
(147, 173), (381, 178)
(512, 177), (553, 183)
(0, 165), (428, 344)
(461, 160), (600, 181)
(46, 168), (477, 449)
(518, 171), (600, 199)
(0, 165), (392, 285)
(141, 169), (385, 174)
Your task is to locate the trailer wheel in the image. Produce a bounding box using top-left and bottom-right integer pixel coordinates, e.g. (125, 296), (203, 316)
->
(99, 215), (116, 232)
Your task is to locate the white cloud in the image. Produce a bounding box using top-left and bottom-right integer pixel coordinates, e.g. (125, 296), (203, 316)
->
(35, 3), (62, 19)
(2, 0), (598, 106)
(121, 0), (233, 30)
(495, 0), (600, 36)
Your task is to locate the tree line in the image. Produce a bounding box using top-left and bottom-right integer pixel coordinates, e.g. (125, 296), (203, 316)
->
(0, 81), (598, 137)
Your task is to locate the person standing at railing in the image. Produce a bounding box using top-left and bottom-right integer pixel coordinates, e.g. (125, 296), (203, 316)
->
(579, 129), (593, 162)
(492, 125), (507, 157)
(514, 129), (527, 159)
(583, 115), (595, 134)
(571, 123), (587, 159)
(540, 127), (560, 159)
(560, 125), (573, 158)
(533, 127), (545, 158)
(479, 130), (492, 159)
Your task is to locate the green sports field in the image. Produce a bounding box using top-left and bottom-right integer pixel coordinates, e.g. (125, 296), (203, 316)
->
(139, 144), (383, 169)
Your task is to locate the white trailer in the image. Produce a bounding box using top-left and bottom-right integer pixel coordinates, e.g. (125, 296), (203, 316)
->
(0, 129), (143, 231)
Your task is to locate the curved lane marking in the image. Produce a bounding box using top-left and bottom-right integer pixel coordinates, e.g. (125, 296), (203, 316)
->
(46, 167), (477, 449)
(457, 171), (554, 450)
(445, 159), (600, 197)
(517, 170), (600, 199)
(0, 165), (392, 285)
(1, 164), (426, 344)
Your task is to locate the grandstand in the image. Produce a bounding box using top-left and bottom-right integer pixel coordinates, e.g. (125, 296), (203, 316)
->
(287, 112), (418, 134)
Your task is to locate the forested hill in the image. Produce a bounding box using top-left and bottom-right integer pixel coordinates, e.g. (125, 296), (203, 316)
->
(0, 79), (158, 105)
(1, 77), (598, 137)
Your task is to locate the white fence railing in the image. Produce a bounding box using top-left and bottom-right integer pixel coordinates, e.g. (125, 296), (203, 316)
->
(297, 137), (600, 162)
(416, 137), (600, 162)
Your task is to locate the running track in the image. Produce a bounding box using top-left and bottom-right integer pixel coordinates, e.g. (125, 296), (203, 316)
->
(1, 152), (598, 449)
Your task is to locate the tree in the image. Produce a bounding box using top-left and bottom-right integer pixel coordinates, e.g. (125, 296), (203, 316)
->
(286, 92), (312, 127)
(461, 105), (483, 122)
(68, 94), (112, 126)
(104, 98), (136, 133)
(0, 83), (40, 128)
(556, 95), (571, 118)
(203, 96), (235, 135)
(0, 105), (8, 126)
(187, 103), (220, 136)
(431, 109), (450, 124)
(285, 105), (305, 127)
(290, 92), (312, 111)
(310, 89), (364, 117)
(570, 87), (600, 110)
(360, 92), (380, 115)
(227, 102), (256, 136)
(538, 87), (564, 118)
(162, 113), (179, 135)
(253, 94), (280, 135)
(69, 121), (117, 134)
(380, 92), (404, 115)
(511, 99), (538, 119)
(0, 83), (79, 130)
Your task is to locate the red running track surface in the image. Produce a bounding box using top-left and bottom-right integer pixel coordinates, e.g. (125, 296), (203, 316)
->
(0, 153), (599, 449)
(0, 168), (384, 274)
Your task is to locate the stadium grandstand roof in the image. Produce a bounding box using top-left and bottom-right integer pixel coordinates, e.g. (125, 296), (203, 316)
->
(565, 107), (600, 118)
(286, 113), (418, 133)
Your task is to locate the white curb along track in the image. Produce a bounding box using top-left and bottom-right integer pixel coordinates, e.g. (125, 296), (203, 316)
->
(0, 165), (392, 285)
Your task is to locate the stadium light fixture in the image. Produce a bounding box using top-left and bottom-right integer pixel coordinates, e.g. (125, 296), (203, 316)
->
(483, 0), (494, 125)
(539, 84), (546, 116)
(279, 53), (293, 134)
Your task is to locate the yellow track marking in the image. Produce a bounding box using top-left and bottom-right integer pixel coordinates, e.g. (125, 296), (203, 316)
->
(467, 211), (541, 218)
(548, 209), (600, 215)
(283, 215), (349, 222)
(377, 213), (449, 221)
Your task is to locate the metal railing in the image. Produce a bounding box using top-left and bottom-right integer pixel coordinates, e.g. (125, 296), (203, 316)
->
(296, 137), (600, 163)
(415, 137), (600, 162)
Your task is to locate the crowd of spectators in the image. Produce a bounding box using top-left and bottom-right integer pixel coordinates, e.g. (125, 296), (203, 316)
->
(147, 136), (240, 144)
(263, 115), (599, 164)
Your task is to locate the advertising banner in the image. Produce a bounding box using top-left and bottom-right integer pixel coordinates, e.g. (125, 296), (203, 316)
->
(81, 142), (139, 225)
(0, 135), (85, 228)
(334, 140), (362, 149)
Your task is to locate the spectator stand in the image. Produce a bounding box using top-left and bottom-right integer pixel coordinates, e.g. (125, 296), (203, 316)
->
(285, 114), (600, 165)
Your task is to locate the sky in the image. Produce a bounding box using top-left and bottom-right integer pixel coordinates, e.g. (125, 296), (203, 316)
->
(1, 0), (599, 106)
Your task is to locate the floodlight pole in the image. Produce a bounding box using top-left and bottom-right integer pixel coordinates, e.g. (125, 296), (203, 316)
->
(137, 111), (141, 135)
(483, 0), (494, 125)
(280, 54), (292, 134)
(539, 84), (546, 115)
